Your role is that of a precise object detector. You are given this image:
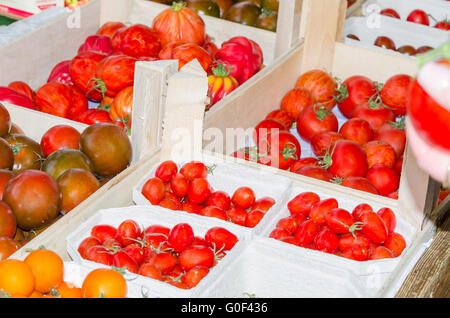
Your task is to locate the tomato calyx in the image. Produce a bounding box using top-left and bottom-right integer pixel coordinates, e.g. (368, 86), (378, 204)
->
(243, 292), (256, 298)
(260, 8), (273, 17)
(318, 142), (337, 170)
(206, 164), (218, 175)
(331, 177), (344, 185)
(389, 117), (405, 130)
(210, 242), (226, 263)
(333, 81), (348, 103)
(313, 104), (330, 121)
(24, 245), (47, 253)
(9, 141), (25, 156)
(87, 78), (107, 99)
(171, 1), (186, 12)
(163, 272), (184, 283)
(211, 61), (232, 78)
(49, 287), (60, 297)
(97, 103), (111, 112)
(0, 289), (11, 298)
(336, 220), (365, 238)
(111, 265), (139, 281)
(280, 142), (299, 161)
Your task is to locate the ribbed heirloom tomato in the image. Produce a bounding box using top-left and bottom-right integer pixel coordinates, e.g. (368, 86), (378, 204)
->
(113, 24), (161, 58)
(295, 69), (337, 110)
(280, 87), (316, 120)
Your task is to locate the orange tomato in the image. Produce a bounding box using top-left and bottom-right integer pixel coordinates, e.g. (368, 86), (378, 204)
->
(55, 281), (82, 298)
(28, 290), (43, 298)
(81, 268), (127, 298)
(109, 86), (133, 128)
(0, 259), (35, 297)
(24, 249), (64, 294)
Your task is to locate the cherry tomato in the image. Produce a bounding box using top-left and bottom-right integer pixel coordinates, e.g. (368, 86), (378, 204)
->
(142, 177), (165, 205)
(182, 266), (209, 289)
(155, 160), (178, 183)
(207, 191), (231, 211)
(338, 233), (371, 252)
(380, 8), (400, 19)
(85, 245), (113, 266)
(369, 246), (395, 260)
(122, 244), (144, 265)
(336, 75), (377, 118)
(377, 207), (396, 234)
(383, 232), (406, 256)
(294, 219), (320, 246)
(309, 198), (339, 225)
(313, 229), (339, 254)
(40, 125), (81, 158)
(352, 203), (373, 220)
(112, 251), (139, 273)
(91, 225), (117, 244)
(360, 211), (388, 244)
(245, 209), (265, 228)
(178, 246), (215, 271)
(204, 227), (238, 251)
(250, 196), (275, 213)
(374, 36), (396, 51)
(138, 263), (162, 281)
(325, 208), (355, 234)
(199, 206), (228, 221)
(180, 161), (208, 181)
(116, 219), (142, 247)
(168, 223), (194, 253)
(287, 192), (320, 216)
(226, 206), (247, 226)
(146, 252), (177, 275)
(231, 187), (255, 209)
(406, 9), (430, 26)
(78, 236), (101, 259)
(269, 227), (292, 240)
(276, 216), (299, 234)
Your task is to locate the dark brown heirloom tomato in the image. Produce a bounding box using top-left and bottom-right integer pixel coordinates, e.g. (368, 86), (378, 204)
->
(0, 169), (14, 199)
(346, 34), (360, 41)
(374, 36), (396, 51)
(224, 1), (261, 26)
(4, 134), (44, 173)
(57, 168), (100, 215)
(0, 201), (16, 238)
(42, 149), (94, 180)
(0, 237), (20, 261)
(3, 170), (61, 231)
(80, 123), (132, 178)
(261, 0), (278, 11)
(0, 138), (14, 170)
(256, 8), (277, 32)
(186, 0), (221, 17)
(0, 102), (11, 137)
(396, 45), (416, 56)
(8, 123), (24, 135)
(215, 0), (233, 17)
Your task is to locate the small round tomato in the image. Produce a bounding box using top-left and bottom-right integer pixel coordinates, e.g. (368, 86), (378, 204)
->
(377, 207), (396, 234)
(155, 160), (178, 183)
(313, 229), (339, 253)
(250, 196), (275, 213)
(199, 206), (228, 221)
(170, 173), (189, 198)
(338, 233), (371, 252)
(374, 36), (396, 51)
(369, 246), (395, 260)
(40, 125), (81, 157)
(180, 161), (208, 181)
(91, 224), (117, 244)
(245, 209), (265, 228)
(142, 177), (165, 205)
(168, 223), (194, 253)
(406, 9), (430, 26)
(182, 202), (204, 214)
(122, 244), (144, 265)
(294, 219), (320, 246)
(205, 227), (238, 251)
(231, 187), (255, 209)
(287, 192), (321, 216)
(366, 165), (400, 196)
(138, 263), (162, 281)
(308, 198), (339, 225)
(226, 206), (247, 226)
(296, 104), (338, 142)
(339, 176), (379, 195)
(159, 198), (182, 210)
(206, 191), (231, 211)
(276, 216), (299, 234)
(383, 232), (406, 257)
(182, 266), (210, 289)
(380, 8), (400, 19)
(85, 246), (113, 266)
(269, 227), (292, 240)
(146, 252), (177, 275)
(116, 219), (142, 247)
(112, 251), (139, 274)
(78, 236), (102, 259)
(188, 178), (212, 204)
(339, 118), (373, 146)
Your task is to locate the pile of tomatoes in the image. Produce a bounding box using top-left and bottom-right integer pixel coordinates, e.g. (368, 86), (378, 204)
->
(78, 220), (238, 289)
(0, 102), (132, 260)
(0, 2), (264, 120)
(233, 69), (409, 198)
(0, 248), (128, 298)
(141, 160), (276, 228)
(269, 191), (406, 261)
(381, 7), (450, 31)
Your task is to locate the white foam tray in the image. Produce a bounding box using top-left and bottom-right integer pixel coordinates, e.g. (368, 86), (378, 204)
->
(344, 16), (449, 58)
(66, 205), (251, 298)
(132, 154), (293, 233)
(256, 185), (418, 279)
(362, 0), (450, 28)
(63, 261), (147, 298)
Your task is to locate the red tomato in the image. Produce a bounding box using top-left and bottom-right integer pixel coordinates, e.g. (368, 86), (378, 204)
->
(279, 236), (300, 246)
(287, 192), (321, 216)
(257, 131), (301, 170)
(226, 206), (247, 226)
(182, 266), (210, 289)
(109, 86), (133, 128)
(369, 246), (395, 260)
(94, 55), (137, 97)
(252, 119), (288, 145)
(384, 232), (406, 257)
(435, 21), (450, 31)
(182, 202), (204, 214)
(8, 81), (35, 101)
(339, 176), (379, 195)
(122, 244), (144, 265)
(145, 226), (170, 250)
(338, 233), (371, 252)
(290, 157), (319, 172)
(314, 229), (339, 253)
(168, 223), (194, 253)
(276, 216), (299, 234)
(146, 252), (177, 274)
(311, 131), (345, 157)
(0, 88), (35, 110)
(323, 140), (368, 178)
(373, 121), (406, 158)
(171, 43), (213, 72)
(295, 70), (338, 110)
(191, 236), (208, 247)
(336, 75), (377, 118)
(250, 196), (275, 213)
(48, 60), (73, 86)
(91, 225), (117, 244)
(116, 219), (142, 247)
(363, 140), (397, 169)
(170, 173), (189, 198)
(325, 208), (355, 234)
(231, 187), (255, 209)
(188, 178), (211, 204)
(366, 165), (400, 196)
(265, 109), (295, 129)
(269, 227), (291, 240)
(138, 263), (162, 281)
(406, 9), (430, 26)
(103, 237), (121, 250)
(97, 21), (126, 38)
(280, 87), (316, 120)
(74, 109), (114, 125)
(78, 236), (101, 259)
(294, 166), (334, 182)
(309, 198), (339, 225)
(85, 245), (113, 265)
(380, 8), (400, 19)
(339, 118), (373, 146)
(180, 161), (208, 181)
(352, 101), (396, 131)
(199, 206), (228, 221)
(360, 211), (388, 244)
(112, 251), (139, 273)
(374, 36), (396, 51)
(377, 207), (396, 234)
(394, 155), (403, 175)
(69, 51), (108, 101)
(206, 191), (231, 211)
(296, 104), (338, 142)
(142, 177), (165, 205)
(294, 219), (320, 246)
(159, 198), (182, 210)
(203, 34), (219, 57)
(245, 209), (265, 228)
(380, 74), (413, 116)
(178, 246), (215, 271)
(352, 203), (373, 220)
(40, 125), (81, 157)
(155, 161), (178, 183)
(204, 227), (238, 251)
(114, 24), (161, 58)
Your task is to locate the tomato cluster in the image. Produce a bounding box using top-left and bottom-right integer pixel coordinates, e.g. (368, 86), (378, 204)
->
(0, 248), (127, 298)
(0, 102), (132, 260)
(269, 191), (406, 261)
(142, 160), (276, 228)
(233, 69), (409, 198)
(1, 4), (265, 120)
(78, 220), (238, 289)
